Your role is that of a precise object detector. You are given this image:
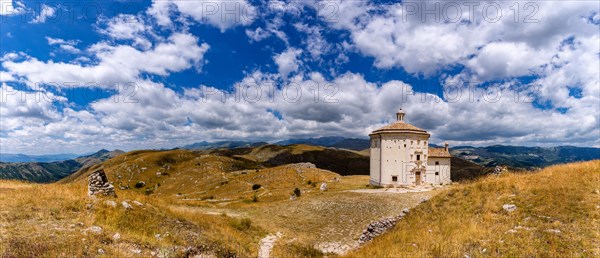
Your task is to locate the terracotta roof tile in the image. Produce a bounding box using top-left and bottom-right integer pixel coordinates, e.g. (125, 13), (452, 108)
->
(429, 148), (451, 158)
(372, 122), (428, 134)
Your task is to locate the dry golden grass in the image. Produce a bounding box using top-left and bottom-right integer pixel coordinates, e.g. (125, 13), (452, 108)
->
(0, 180), (264, 257)
(349, 160), (600, 257)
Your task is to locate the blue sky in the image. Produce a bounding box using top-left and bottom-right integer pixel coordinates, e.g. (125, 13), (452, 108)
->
(0, 0), (599, 154)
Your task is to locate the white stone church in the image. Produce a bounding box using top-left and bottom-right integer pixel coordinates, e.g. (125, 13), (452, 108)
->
(369, 109), (451, 187)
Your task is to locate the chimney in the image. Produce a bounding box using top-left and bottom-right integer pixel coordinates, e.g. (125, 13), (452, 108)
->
(396, 109), (405, 122)
(444, 142), (449, 151)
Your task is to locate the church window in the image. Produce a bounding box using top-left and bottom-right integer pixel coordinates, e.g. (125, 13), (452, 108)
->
(435, 172), (439, 175)
(435, 161), (439, 165)
(392, 176), (398, 182)
(417, 155), (421, 161)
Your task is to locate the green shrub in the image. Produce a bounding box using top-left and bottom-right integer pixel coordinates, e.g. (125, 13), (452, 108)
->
(293, 188), (301, 197)
(134, 181), (145, 188)
(307, 180), (312, 185)
(230, 218), (252, 231)
(252, 184), (261, 190)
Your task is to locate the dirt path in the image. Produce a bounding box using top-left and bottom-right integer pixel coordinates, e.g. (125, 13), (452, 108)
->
(258, 232), (282, 258)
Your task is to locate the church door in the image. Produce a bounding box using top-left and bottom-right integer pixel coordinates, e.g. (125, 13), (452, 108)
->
(415, 171), (422, 186)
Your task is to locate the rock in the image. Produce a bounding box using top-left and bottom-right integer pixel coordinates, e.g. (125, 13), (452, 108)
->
(133, 201), (144, 206)
(104, 200), (117, 208)
(131, 248), (142, 254)
(86, 226), (103, 235)
(358, 214), (405, 245)
(88, 170), (116, 197)
(289, 194), (297, 201)
(314, 242), (353, 255)
(292, 162), (316, 169)
(320, 183), (328, 191)
(98, 249), (105, 255)
(112, 233), (121, 241)
(545, 229), (561, 234)
(503, 204), (517, 212)
(593, 189), (599, 194)
(402, 208), (410, 214)
(122, 201), (133, 210)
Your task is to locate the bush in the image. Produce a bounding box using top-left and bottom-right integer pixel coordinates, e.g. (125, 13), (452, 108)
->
(307, 180), (312, 185)
(252, 184), (261, 190)
(231, 218), (252, 231)
(293, 188), (301, 197)
(134, 181), (145, 188)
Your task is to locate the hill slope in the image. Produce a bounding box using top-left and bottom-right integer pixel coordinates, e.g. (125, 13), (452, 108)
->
(451, 145), (600, 169)
(351, 160), (600, 257)
(0, 150), (124, 183)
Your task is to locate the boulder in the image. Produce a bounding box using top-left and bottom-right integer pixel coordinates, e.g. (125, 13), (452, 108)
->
(103, 200), (117, 208)
(320, 183), (328, 191)
(503, 204), (517, 212)
(122, 201), (133, 210)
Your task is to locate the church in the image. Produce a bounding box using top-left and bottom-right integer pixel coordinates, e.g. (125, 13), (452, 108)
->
(369, 109), (451, 187)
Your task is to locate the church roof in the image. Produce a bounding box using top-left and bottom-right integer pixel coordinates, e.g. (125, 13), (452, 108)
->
(370, 109), (430, 136)
(429, 148), (451, 158)
(371, 122), (429, 135)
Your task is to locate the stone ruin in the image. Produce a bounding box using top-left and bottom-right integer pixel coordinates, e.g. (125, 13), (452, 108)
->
(358, 210), (409, 245)
(88, 169), (116, 197)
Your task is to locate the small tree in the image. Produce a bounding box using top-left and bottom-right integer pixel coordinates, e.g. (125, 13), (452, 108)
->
(252, 184), (261, 190)
(293, 188), (301, 197)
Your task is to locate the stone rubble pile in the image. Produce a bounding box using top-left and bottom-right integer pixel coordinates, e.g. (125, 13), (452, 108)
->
(358, 209), (409, 245)
(88, 169), (116, 197)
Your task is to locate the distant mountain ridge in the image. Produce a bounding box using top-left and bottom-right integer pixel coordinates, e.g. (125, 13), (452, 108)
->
(274, 136), (370, 150)
(0, 153), (81, 163)
(0, 149), (124, 183)
(182, 141), (268, 150)
(450, 145), (600, 169)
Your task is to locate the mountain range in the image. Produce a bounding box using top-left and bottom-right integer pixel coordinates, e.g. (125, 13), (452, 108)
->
(0, 149), (124, 183)
(1, 137), (598, 183)
(0, 153), (82, 163)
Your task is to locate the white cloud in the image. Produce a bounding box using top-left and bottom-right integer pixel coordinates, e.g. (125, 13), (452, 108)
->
(4, 68), (599, 154)
(3, 33), (210, 88)
(0, 0), (26, 16)
(274, 48), (302, 78)
(466, 42), (548, 81)
(315, 1), (598, 77)
(46, 37), (81, 54)
(30, 4), (55, 23)
(98, 14), (153, 49)
(148, 0), (257, 32)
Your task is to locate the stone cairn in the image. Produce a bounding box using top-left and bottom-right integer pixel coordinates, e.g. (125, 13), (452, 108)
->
(88, 169), (116, 197)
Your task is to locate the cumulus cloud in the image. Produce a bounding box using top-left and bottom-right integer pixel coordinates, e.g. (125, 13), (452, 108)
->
(0, 0), (26, 16)
(148, 0), (257, 32)
(3, 69), (598, 154)
(98, 14), (153, 49)
(274, 48), (302, 78)
(3, 33), (209, 88)
(315, 1), (598, 77)
(30, 4), (55, 23)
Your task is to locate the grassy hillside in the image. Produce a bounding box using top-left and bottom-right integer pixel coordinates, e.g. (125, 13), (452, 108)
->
(2, 148), (439, 257)
(350, 160), (600, 257)
(0, 180), (264, 257)
(208, 144), (371, 176)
